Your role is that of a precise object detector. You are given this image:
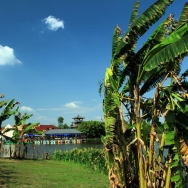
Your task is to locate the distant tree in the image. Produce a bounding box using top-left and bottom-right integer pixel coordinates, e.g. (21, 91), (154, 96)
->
(78, 120), (105, 138)
(57, 117), (70, 129)
(62, 123), (69, 129)
(57, 116), (64, 128)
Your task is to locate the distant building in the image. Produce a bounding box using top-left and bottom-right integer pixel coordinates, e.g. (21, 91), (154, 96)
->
(24, 124), (58, 134)
(71, 115), (85, 129)
(45, 129), (83, 138)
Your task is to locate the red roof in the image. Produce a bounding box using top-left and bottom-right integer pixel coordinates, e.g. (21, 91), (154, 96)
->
(24, 124), (58, 131)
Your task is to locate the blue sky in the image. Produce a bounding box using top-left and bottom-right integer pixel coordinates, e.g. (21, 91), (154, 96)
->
(0, 0), (187, 126)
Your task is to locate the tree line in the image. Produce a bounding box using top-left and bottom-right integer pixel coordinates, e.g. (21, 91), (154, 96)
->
(57, 116), (105, 138)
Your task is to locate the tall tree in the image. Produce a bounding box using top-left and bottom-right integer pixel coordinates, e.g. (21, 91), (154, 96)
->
(57, 116), (64, 128)
(101, 1), (188, 187)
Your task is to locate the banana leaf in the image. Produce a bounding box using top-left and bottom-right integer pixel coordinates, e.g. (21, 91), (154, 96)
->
(143, 23), (188, 72)
(114, 0), (174, 59)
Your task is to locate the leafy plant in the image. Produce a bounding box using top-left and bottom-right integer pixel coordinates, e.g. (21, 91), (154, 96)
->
(78, 120), (105, 138)
(0, 94), (40, 158)
(51, 148), (108, 174)
(101, 1), (188, 187)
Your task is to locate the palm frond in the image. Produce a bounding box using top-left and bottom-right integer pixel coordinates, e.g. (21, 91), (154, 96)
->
(112, 26), (122, 57)
(130, 16), (170, 82)
(140, 67), (166, 95)
(164, 59), (181, 75)
(1, 99), (15, 114)
(0, 99), (16, 123)
(146, 16), (171, 46)
(0, 100), (8, 108)
(178, 2), (188, 28)
(122, 79), (130, 94)
(114, 0), (174, 59)
(14, 112), (33, 128)
(24, 122), (40, 133)
(143, 23), (188, 72)
(129, 1), (139, 27)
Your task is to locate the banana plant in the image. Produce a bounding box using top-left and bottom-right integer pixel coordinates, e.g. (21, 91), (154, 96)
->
(101, 1), (188, 187)
(156, 78), (188, 188)
(0, 96), (20, 142)
(0, 95), (40, 158)
(13, 108), (40, 141)
(12, 108), (40, 158)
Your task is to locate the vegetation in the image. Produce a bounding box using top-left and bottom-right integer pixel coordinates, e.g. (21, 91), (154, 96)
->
(0, 159), (109, 188)
(51, 148), (107, 174)
(0, 95), (40, 158)
(100, 1), (188, 187)
(78, 120), (105, 138)
(57, 116), (69, 129)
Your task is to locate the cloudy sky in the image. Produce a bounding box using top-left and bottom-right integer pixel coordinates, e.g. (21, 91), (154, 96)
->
(0, 0), (187, 126)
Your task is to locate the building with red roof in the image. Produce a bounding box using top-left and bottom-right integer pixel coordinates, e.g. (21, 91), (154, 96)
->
(24, 124), (58, 132)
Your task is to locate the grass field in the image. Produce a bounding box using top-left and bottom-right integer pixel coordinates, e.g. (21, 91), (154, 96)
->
(0, 159), (109, 188)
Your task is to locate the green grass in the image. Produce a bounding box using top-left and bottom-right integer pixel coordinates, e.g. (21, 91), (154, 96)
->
(0, 159), (109, 188)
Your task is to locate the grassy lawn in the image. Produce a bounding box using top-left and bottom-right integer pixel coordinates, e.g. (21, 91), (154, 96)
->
(0, 159), (109, 188)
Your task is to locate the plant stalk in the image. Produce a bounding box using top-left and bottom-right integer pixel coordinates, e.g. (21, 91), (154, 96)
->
(164, 165), (171, 188)
(134, 85), (145, 188)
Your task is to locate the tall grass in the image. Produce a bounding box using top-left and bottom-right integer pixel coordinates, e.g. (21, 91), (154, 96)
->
(51, 148), (108, 174)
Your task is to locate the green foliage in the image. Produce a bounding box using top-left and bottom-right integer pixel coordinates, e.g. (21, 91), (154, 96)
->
(78, 120), (105, 138)
(57, 116), (64, 124)
(58, 123), (69, 129)
(0, 99), (18, 126)
(13, 109), (40, 142)
(143, 23), (188, 72)
(0, 96), (20, 142)
(102, 1), (188, 187)
(0, 95), (40, 160)
(178, 2), (188, 27)
(51, 148), (107, 174)
(114, 0), (174, 59)
(57, 116), (65, 128)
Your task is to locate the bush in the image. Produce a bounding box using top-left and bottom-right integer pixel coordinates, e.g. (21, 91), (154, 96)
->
(51, 148), (108, 174)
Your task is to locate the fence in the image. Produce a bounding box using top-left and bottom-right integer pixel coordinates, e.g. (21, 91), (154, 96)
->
(0, 144), (51, 159)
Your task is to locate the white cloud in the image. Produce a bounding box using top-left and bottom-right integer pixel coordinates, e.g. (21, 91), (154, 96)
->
(0, 45), (22, 65)
(34, 114), (56, 123)
(43, 15), (64, 31)
(20, 106), (34, 112)
(36, 107), (63, 111)
(36, 102), (102, 114)
(64, 102), (80, 109)
(36, 101), (81, 111)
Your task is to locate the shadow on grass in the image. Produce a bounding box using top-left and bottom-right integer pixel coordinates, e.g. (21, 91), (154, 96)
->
(0, 163), (17, 187)
(0, 159), (33, 187)
(0, 158), (45, 187)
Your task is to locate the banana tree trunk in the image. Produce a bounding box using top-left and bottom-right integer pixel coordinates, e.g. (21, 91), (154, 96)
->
(134, 85), (146, 188)
(104, 116), (128, 188)
(149, 86), (159, 184)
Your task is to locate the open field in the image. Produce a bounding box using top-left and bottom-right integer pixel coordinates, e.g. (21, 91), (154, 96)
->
(0, 159), (109, 188)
